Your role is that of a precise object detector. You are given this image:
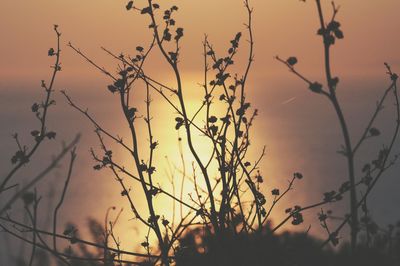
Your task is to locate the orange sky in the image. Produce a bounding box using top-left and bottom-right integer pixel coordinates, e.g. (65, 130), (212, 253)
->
(1, 0), (399, 83)
(1, 0), (400, 257)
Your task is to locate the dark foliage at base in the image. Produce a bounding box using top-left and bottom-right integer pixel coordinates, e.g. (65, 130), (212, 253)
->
(174, 227), (400, 266)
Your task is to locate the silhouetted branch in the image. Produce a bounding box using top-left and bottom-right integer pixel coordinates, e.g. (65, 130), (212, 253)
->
(0, 25), (62, 194)
(0, 134), (80, 216)
(53, 148), (77, 252)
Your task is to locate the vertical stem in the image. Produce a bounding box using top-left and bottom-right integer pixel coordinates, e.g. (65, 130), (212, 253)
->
(146, 0), (219, 235)
(119, 87), (170, 265)
(53, 149), (76, 252)
(315, 0), (358, 250)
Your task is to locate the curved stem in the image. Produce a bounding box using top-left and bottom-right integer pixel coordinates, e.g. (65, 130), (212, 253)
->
(315, 0), (358, 250)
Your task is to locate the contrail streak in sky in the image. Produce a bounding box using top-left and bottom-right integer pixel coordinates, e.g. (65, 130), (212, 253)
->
(281, 97), (296, 105)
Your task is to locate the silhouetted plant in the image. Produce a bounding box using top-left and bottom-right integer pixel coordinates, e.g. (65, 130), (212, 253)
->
(277, 0), (399, 252)
(61, 0), (276, 265)
(1, 1), (399, 266)
(0, 25), (80, 266)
